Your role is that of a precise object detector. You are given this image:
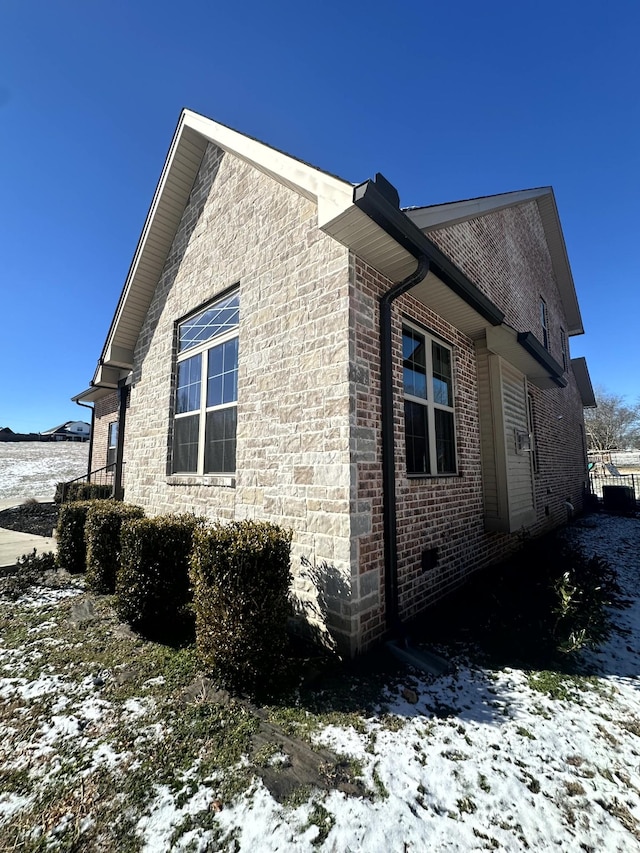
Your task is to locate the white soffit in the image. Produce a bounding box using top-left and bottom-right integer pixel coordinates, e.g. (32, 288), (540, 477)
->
(486, 325), (560, 389)
(322, 204), (418, 282)
(406, 188), (584, 338)
(183, 111), (354, 227)
(410, 272), (493, 341)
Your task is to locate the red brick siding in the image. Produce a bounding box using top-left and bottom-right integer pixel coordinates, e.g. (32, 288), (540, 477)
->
(351, 201), (589, 650)
(90, 392), (119, 472)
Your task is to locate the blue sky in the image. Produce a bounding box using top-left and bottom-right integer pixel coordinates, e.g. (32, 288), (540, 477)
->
(1, 0), (638, 433)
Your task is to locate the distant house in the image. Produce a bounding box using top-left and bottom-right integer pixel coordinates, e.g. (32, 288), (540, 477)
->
(0, 426), (44, 443)
(41, 421), (91, 442)
(74, 109), (595, 655)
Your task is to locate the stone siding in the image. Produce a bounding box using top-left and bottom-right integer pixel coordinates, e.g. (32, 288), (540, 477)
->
(122, 143), (355, 652)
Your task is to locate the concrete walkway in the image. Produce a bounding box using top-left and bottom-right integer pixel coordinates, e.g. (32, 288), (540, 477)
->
(0, 497), (57, 569)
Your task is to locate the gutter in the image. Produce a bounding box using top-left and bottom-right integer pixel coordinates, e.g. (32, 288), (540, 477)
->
(517, 332), (567, 388)
(353, 174), (506, 637)
(113, 378), (130, 501)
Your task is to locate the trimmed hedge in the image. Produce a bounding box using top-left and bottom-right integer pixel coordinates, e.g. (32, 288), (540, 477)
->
(55, 501), (97, 574)
(85, 502), (145, 594)
(190, 521), (292, 691)
(54, 482), (113, 503)
(115, 514), (203, 636)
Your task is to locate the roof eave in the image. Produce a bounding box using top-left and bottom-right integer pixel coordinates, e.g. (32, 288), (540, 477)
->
(571, 357), (597, 408)
(94, 109), (354, 384)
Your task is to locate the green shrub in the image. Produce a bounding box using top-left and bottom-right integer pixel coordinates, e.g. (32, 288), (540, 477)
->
(552, 549), (620, 653)
(55, 501), (98, 574)
(419, 532), (622, 666)
(0, 549), (58, 599)
(190, 520), (293, 692)
(54, 482), (113, 504)
(85, 502), (145, 594)
(115, 514), (203, 637)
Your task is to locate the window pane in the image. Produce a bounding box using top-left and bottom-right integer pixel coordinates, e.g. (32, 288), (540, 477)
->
(404, 400), (429, 475)
(403, 328), (427, 399)
(435, 409), (456, 474)
(107, 422), (118, 467)
(173, 415), (200, 473)
(179, 292), (240, 352)
(176, 355), (201, 414)
(432, 342), (452, 406)
(207, 339), (238, 408)
(403, 367), (427, 399)
(205, 408), (237, 473)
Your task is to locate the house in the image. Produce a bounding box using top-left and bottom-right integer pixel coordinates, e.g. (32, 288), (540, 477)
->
(74, 109), (596, 655)
(40, 421), (91, 442)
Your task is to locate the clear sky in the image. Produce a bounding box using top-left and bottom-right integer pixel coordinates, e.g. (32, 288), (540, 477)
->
(1, 0), (638, 433)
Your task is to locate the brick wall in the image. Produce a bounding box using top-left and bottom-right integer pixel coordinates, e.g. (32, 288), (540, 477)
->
(91, 392), (119, 471)
(348, 199), (589, 651)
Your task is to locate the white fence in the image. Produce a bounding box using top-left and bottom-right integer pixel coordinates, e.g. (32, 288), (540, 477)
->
(589, 473), (638, 501)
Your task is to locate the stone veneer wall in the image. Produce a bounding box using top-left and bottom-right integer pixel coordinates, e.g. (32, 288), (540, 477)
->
(122, 143), (356, 653)
(348, 201), (589, 651)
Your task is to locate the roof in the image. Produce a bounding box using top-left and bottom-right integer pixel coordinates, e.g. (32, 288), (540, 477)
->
(40, 421), (89, 435)
(571, 357), (597, 408)
(91, 109), (354, 390)
(83, 109), (585, 397)
(404, 189), (583, 336)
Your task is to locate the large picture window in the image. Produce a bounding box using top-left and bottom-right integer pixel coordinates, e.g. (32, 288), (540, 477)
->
(172, 290), (239, 474)
(403, 323), (457, 476)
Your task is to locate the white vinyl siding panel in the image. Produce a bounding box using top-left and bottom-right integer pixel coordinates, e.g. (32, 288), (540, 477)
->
(476, 342), (536, 533)
(476, 342), (501, 520)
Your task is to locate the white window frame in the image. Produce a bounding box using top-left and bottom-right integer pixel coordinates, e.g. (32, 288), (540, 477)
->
(106, 421), (118, 468)
(172, 292), (239, 475)
(540, 298), (549, 349)
(402, 320), (458, 477)
(560, 326), (568, 371)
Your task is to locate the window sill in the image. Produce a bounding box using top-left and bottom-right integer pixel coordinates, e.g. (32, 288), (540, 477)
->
(406, 472), (461, 481)
(167, 474), (236, 489)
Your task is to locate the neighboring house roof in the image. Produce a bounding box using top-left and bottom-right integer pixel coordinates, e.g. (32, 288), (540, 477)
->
(404, 189), (584, 337)
(41, 421), (90, 436)
(86, 109), (581, 396)
(41, 422), (72, 435)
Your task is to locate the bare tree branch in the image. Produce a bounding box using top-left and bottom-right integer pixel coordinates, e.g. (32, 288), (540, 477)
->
(584, 387), (640, 452)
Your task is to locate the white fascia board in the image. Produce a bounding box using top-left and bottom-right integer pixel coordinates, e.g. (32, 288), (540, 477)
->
(405, 188), (552, 231)
(182, 111), (354, 228)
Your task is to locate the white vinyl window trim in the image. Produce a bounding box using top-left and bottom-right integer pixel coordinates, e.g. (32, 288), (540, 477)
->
(173, 291), (239, 475)
(402, 319), (458, 476)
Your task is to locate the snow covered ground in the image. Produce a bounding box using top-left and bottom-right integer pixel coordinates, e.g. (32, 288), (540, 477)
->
(1, 513), (639, 850)
(0, 442), (88, 503)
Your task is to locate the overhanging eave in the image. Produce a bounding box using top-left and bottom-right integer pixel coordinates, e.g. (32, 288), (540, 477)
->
(487, 326), (567, 389)
(571, 357), (597, 407)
